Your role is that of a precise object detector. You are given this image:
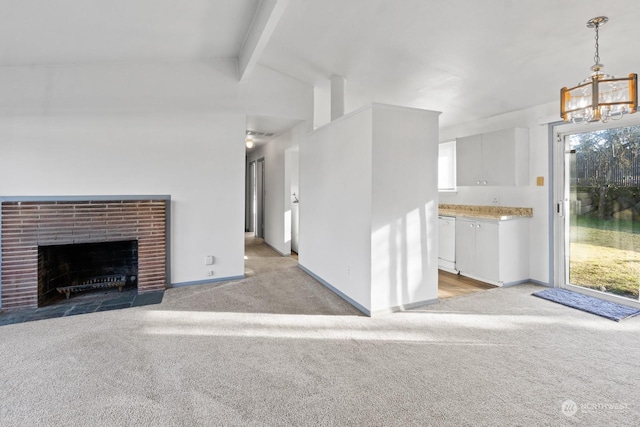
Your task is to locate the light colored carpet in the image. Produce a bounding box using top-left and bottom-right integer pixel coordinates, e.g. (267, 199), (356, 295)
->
(1, 236), (639, 426)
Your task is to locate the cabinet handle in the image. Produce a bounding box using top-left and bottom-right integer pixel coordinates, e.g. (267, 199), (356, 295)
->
(483, 181), (488, 185)
(469, 224), (474, 227)
(477, 224), (481, 228)
(476, 180), (481, 184)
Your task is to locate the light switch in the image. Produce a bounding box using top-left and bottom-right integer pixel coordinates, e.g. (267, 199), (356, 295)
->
(205, 255), (214, 265)
(536, 176), (544, 186)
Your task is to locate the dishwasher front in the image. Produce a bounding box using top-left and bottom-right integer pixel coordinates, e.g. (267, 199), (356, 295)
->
(438, 216), (456, 272)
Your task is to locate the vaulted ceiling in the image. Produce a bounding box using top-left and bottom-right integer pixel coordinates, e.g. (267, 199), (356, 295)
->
(2, 0), (639, 129)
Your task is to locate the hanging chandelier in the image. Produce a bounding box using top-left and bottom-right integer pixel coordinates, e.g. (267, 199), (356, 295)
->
(560, 16), (637, 123)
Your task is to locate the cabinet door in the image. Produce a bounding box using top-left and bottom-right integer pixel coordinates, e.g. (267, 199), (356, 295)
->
(481, 128), (517, 186)
(474, 221), (499, 282)
(455, 219), (476, 274)
(456, 134), (483, 186)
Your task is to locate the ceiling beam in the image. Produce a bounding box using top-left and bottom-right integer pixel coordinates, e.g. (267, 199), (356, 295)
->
(238, 0), (289, 82)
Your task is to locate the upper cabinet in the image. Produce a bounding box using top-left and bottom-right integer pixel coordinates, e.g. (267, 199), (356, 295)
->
(456, 127), (529, 186)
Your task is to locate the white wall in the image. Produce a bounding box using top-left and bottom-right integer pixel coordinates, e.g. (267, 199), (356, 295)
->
(370, 105), (440, 311)
(300, 106), (374, 311)
(439, 101), (557, 284)
(0, 113), (246, 282)
(0, 59), (313, 285)
(246, 123), (307, 256)
(313, 80), (331, 129)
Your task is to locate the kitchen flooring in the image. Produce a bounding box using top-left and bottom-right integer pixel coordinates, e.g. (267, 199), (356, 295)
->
(438, 270), (495, 299)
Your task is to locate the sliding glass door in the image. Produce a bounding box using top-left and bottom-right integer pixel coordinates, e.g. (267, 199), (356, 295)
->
(557, 123), (640, 305)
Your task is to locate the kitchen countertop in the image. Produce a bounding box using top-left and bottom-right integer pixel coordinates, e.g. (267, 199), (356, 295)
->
(438, 204), (533, 220)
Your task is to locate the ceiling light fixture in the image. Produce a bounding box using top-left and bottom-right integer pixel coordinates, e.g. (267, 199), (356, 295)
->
(245, 138), (254, 149)
(561, 16), (637, 123)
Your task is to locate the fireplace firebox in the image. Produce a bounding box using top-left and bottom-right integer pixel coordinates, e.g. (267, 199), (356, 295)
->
(38, 240), (138, 306)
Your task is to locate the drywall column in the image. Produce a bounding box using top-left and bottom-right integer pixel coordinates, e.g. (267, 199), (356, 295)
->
(300, 103), (441, 315)
(331, 75), (346, 121)
(369, 105), (441, 313)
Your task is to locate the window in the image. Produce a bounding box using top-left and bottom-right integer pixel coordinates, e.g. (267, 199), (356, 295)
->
(438, 141), (456, 191)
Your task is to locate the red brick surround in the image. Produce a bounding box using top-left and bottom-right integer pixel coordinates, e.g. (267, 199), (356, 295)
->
(1, 199), (168, 309)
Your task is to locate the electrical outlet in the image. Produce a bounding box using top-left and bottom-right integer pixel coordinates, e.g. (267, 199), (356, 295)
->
(347, 265), (350, 275)
(207, 270), (214, 276)
(490, 196), (500, 205)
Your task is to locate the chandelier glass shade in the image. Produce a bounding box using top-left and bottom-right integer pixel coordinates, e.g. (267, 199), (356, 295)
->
(561, 17), (637, 123)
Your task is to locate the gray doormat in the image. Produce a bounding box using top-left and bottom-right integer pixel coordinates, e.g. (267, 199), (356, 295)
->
(532, 288), (640, 321)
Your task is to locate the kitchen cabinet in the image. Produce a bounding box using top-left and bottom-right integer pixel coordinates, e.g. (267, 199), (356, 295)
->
(456, 134), (483, 186)
(474, 220), (499, 282)
(455, 217), (529, 286)
(456, 127), (529, 186)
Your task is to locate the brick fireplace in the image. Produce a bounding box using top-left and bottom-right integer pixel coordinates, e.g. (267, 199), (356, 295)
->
(0, 197), (169, 309)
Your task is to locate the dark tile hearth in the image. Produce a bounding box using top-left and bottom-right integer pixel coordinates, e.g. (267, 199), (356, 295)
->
(0, 288), (164, 326)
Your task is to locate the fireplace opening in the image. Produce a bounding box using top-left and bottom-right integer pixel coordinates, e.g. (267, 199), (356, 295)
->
(37, 240), (139, 307)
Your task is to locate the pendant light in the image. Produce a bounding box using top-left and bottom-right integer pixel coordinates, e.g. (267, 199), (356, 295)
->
(560, 16), (637, 123)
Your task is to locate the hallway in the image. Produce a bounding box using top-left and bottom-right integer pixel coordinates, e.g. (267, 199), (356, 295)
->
(193, 234), (361, 316)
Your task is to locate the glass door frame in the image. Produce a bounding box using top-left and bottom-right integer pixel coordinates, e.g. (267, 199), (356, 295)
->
(553, 115), (640, 309)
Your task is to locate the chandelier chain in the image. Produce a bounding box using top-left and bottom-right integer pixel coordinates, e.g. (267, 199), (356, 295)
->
(593, 23), (600, 66)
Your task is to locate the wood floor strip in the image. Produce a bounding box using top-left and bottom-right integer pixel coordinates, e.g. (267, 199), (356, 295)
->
(438, 270), (494, 299)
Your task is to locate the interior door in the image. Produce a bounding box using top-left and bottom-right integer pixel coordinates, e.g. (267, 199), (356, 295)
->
(256, 158), (265, 239)
(556, 124), (640, 307)
(247, 161), (256, 233)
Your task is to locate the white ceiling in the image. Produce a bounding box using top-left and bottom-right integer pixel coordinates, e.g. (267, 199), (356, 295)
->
(0, 0), (260, 64)
(2, 0), (640, 130)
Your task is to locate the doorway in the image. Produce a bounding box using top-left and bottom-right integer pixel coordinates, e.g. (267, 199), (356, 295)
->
(287, 147), (300, 255)
(248, 158), (265, 238)
(555, 122), (640, 307)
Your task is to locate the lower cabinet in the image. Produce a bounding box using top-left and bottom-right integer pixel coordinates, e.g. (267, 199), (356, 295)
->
(455, 217), (528, 286)
(455, 218), (481, 277)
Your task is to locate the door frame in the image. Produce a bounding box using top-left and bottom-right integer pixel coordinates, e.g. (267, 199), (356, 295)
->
(247, 158), (265, 238)
(552, 116), (640, 309)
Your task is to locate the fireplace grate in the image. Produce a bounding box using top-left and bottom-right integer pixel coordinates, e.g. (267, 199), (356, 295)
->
(56, 275), (131, 300)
